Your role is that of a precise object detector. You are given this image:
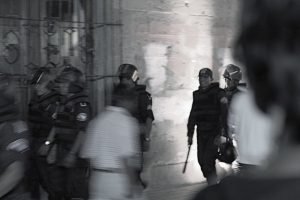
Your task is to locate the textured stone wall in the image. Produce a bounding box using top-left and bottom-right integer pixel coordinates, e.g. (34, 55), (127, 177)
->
(116, 0), (240, 187)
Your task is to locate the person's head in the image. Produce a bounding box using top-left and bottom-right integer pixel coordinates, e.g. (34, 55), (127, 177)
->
(235, 0), (300, 143)
(30, 67), (54, 96)
(198, 68), (213, 88)
(223, 64), (242, 90)
(111, 85), (137, 114)
(117, 64), (139, 88)
(55, 67), (85, 96)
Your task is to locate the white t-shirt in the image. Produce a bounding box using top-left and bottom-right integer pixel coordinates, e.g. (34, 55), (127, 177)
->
(228, 91), (274, 165)
(81, 106), (140, 169)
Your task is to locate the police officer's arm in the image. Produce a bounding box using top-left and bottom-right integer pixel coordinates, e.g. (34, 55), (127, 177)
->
(38, 100), (60, 155)
(187, 92), (197, 140)
(69, 101), (91, 155)
(144, 118), (152, 139)
(219, 90), (229, 137)
(69, 131), (85, 155)
(227, 95), (241, 140)
(141, 92), (154, 139)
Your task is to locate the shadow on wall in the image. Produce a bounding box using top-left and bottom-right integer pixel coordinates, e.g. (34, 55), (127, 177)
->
(137, 0), (175, 92)
(211, 0), (239, 78)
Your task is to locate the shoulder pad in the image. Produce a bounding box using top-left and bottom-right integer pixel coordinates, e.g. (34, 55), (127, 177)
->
(76, 112), (88, 122)
(193, 90), (200, 95)
(11, 121), (28, 134)
(210, 82), (220, 88)
(78, 102), (89, 107)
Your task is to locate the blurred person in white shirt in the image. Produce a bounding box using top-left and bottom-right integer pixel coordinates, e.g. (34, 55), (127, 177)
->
(228, 88), (275, 173)
(81, 86), (144, 200)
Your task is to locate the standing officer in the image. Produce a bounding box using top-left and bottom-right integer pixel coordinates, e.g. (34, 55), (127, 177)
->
(187, 68), (227, 185)
(0, 68), (30, 199)
(27, 67), (60, 199)
(117, 64), (154, 152)
(117, 64), (154, 187)
(223, 64), (243, 104)
(222, 64), (243, 163)
(45, 66), (91, 200)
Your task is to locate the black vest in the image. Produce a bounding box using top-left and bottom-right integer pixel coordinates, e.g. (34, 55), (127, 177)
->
(55, 93), (90, 141)
(192, 83), (223, 132)
(133, 84), (153, 123)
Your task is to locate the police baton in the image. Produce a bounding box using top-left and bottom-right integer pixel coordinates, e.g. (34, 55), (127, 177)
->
(182, 144), (192, 174)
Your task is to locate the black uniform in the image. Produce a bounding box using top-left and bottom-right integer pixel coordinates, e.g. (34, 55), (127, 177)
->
(0, 99), (30, 199)
(132, 84), (154, 152)
(27, 91), (60, 197)
(48, 92), (91, 200)
(114, 83), (154, 188)
(187, 83), (227, 182)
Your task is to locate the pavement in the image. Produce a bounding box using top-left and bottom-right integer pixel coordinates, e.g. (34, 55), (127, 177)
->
(139, 121), (233, 200)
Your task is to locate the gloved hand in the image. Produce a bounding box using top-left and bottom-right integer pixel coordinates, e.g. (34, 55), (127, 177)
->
(188, 137), (193, 146)
(38, 143), (51, 156)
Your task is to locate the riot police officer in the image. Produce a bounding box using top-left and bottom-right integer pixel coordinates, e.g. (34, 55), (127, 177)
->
(27, 67), (60, 199)
(0, 68), (30, 199)
(45, 66), (91, 200)
(187, 68), (227, 185)
(117, 64), (154, 187)
(223, 64), (243, 104)
(222, 64), (243, 161)
(117, 64), (154, 152)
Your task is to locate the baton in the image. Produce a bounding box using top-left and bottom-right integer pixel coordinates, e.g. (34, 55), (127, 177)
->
(182, 144), (191, 173)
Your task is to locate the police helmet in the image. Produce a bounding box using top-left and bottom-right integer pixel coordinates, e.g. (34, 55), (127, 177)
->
(223, 64), (242, 81)
(217, 139), (237, 164)
(198, 68), (213, 79)
(55, 67), (85, 93)
(118, 64), (139, 82)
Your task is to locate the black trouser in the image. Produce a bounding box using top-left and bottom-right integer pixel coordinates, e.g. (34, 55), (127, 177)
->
(27, 137), (50, 199)
(47, 165), (89, 200)
(44, 141), (89, 200)
(197, 134), (218, 182)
